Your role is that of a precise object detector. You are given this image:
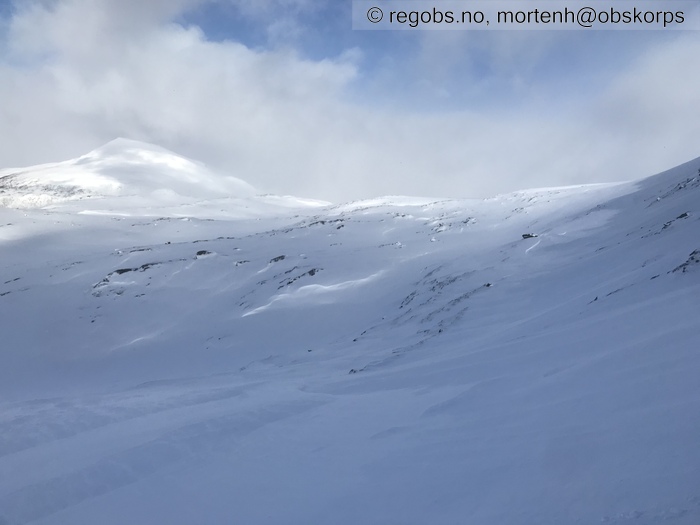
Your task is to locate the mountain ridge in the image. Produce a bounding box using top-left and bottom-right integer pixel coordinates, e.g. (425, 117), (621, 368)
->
(0, 146), (698, 524)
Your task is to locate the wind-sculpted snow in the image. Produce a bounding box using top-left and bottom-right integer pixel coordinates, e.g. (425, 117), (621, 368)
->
(0, 145), (699, 524)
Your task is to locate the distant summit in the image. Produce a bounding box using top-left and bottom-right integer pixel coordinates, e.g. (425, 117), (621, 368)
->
(0, 138), (256, 209)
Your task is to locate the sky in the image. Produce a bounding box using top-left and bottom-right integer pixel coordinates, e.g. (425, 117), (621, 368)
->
(0, 0), (699, 202)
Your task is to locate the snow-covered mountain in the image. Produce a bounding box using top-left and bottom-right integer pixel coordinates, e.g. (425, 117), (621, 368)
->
(0, 142), (699, 525)
(0, 138), (328, 216)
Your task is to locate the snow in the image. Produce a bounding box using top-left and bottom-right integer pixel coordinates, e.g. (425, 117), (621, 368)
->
(0, 138), (319, 217)
(0, 141), (699, 524)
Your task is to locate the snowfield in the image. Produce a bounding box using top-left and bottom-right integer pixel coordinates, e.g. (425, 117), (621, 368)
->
(0, 141), (699, 525)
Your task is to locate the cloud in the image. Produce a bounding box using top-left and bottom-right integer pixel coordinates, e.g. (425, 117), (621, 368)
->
(594, 33), (700, 170)
(7, 0), (203, 58)
(0, 0), (698, 202)
(225, 0), (316, 17)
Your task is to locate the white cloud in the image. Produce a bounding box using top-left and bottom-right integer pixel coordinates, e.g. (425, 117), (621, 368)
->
(0, 0), (698, 202)
(593, 33), (700, 174)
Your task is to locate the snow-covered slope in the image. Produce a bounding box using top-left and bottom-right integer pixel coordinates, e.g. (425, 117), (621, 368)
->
(0, 145), (699, 525)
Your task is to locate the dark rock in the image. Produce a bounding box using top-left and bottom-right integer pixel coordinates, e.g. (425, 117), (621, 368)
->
(672, 249), (700, 273)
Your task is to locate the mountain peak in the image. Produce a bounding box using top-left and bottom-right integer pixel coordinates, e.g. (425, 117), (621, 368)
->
(0, 139), (257, 210)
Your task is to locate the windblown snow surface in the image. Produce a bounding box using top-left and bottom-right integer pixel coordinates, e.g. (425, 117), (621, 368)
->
(0, 140), (699, 525)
